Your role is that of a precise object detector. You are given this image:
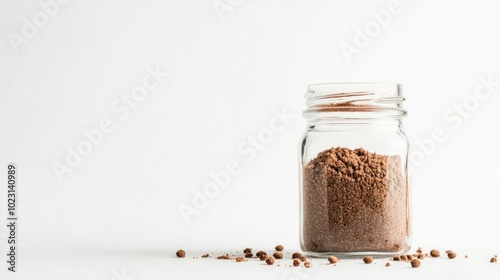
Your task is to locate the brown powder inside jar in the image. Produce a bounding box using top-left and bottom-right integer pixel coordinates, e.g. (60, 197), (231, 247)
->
(302, 147), (408, 253)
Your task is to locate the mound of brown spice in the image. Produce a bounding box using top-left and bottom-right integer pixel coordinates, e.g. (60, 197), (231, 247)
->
(302, 147), (408, 253)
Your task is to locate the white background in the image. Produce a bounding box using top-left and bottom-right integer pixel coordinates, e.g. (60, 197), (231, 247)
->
(1, 0), (500, 279)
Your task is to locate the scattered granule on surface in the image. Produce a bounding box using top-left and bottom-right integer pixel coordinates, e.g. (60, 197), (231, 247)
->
(328, 256), (339, 264)
(176, 250), (186, 258)
(273, 252), (283, 259)
(275, 245), (284, 251)
(302, 147), (408, 253)
(256, 251), (267, 258)
(292, 252), (303, 259)
(464, 255), (468, 259)
(425, 253), (429, 258)
(430, 249), (440, 258)
(217, 254), (231, 260)
(416, 247), (423, 253)
(363, 256), (374, 264)
(176, 247), (499, 269)
(243, 248), (252, 254)
(266, 257), (276, 265)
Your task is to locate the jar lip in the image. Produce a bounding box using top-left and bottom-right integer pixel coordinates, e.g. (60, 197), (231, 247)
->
(307, 83), (402, 97)
(304, 83), (406, 123)
(308, 82), (401, 85)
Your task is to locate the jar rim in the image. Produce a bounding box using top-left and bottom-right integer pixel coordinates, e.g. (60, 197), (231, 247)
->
(307, 83), (402, 97)
(304, 83), (406, 123)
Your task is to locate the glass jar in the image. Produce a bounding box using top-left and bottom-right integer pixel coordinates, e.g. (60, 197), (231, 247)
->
(299, 83), (410, 257)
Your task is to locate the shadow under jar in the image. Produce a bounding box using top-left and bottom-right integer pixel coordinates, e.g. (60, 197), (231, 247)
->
(299, 83), (411, 257)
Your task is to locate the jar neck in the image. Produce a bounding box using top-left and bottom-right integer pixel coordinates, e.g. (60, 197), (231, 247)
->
(303, 83), (407, 126)
(308, 119), (404, 131)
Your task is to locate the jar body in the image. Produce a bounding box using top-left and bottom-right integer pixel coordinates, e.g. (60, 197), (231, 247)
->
(299, 84), (411, 257)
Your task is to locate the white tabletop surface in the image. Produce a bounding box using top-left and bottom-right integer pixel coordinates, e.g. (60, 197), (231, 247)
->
(2, 247), (499, 280)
